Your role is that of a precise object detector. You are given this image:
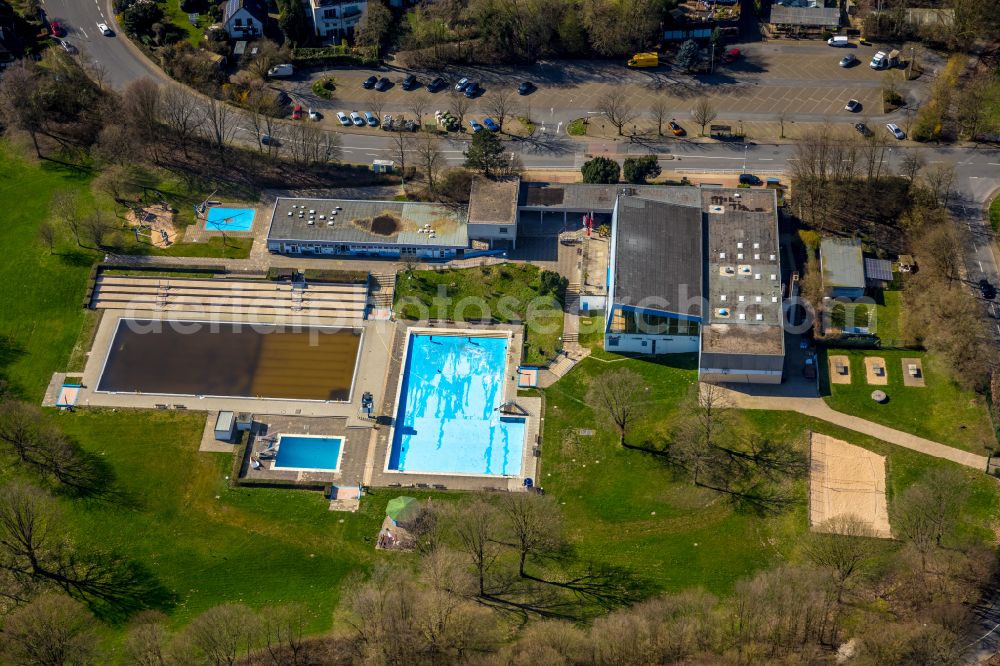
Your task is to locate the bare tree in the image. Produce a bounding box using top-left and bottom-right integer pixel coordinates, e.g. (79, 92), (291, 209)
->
(0, 60), (45, 157)
(691, 98), (717, 136)
(415, 132), (444, 196)
(484, 87), (515, 132)
(160, 85), (203, 157)
(777, 110), (789, 139)
(260, 603), (309, 666)
(586, 368), (649, 446)
(451, 92), (472, 128)
(179, 603), (259, 666)
(448, 497), (504, 596)
(670, 383), (733, 485)
(899, 150), (926, 183)
(922, 162), (957, 207)
(367, 93), (386, 124)
(243, 39), (288, 80)
(124, 610), (172, 666)
(0, 593), (102, 666)
(597, 91), (638, 136)
(204, 96), (236, 156)
(122, 78), (162, 163)
(410, 93), (430, 129)
(499, 493), (563, 577)
(805, 514), (878, 604)
(649, 97), (669, 136)
(82, 210), (112, 249)
(391, 131), (413, 184)
(38, 221), (56, 254)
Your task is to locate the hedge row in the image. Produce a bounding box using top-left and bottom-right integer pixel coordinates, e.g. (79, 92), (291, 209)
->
(291, 47), (378, 68)
(302, 269), (370, 284)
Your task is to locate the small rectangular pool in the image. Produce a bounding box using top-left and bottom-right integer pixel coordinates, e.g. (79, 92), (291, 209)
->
(273, 435), (343, 471)
(388, 332), (524, 476)
(207, 207), (255, 232)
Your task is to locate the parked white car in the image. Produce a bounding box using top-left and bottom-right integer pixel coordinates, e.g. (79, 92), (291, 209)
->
(336, 112), (351, 126)
(97, 22), (113, 36)
(308, 109), (321, 121)
(350, 111), (365, 127)
(886, 123), (905, 140)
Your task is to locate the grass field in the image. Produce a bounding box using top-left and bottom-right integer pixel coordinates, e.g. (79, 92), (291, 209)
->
(1, 409), (393, 633)
(0, 146), (255, 398)
(0, 149), (97, 399)
(158, 0), (210, 47)
(820, 348), (995, 454)
(394, 264), (564, 365)
(542, 353), (1000, 596)
(991, 196), (1000, 232)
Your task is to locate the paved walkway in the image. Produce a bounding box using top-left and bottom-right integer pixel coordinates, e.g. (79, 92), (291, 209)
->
(713, 384), (990, 470)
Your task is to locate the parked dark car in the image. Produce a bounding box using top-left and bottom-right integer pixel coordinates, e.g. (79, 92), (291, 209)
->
(401, 74), (418, 90)
(738, 173), (761, 186)
(463, 82), (481, 98)
(518, 81), (534, 95)
(980, 279), (996, 300)
(854, 122), (872, 136)
(362, 75), (378, 89)
(427, 77), (447, 92)
(375, 77), (391, 91)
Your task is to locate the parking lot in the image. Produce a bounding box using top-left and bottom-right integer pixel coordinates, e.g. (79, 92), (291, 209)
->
(277, 41), (920, 136)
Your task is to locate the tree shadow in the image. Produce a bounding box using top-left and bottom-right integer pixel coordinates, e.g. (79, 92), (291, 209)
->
(67, 554), (177, 624)
(57, 249), (98, 267)
(0, 335), (26, 400)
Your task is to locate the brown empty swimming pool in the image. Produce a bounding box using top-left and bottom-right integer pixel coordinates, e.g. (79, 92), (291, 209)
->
(97, 319), (362, 401)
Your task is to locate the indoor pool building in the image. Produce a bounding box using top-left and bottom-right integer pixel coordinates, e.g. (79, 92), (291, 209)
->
(605, 187), (785, 384)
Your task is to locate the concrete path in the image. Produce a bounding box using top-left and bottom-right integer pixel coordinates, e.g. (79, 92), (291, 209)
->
(714, 385), (989, 470)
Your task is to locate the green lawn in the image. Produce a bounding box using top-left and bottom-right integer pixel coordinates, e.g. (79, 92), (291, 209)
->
(871, 288), (907, 344)
(820, 348), (995, 454)
(394, 265), (564, 365)
(543, 353), (1000, 596)
(991, 196), (1000, 232)
(4, 409), (393, 633)
(158, 0), (210, 47)
(0, 150), (97, 399)
(0, 146), (256, 398)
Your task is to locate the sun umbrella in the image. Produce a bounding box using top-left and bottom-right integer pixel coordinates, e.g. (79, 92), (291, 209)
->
(385, 496), (420, 523)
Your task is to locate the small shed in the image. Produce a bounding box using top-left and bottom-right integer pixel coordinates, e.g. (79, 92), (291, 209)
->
(235, 412), (253, 432)
(821, 238), (865, 299)
(214, 411), (235, 442)
(372, 159), (394, 173)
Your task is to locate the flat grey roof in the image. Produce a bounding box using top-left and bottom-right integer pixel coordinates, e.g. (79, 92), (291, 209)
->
(821, 238), (865, 289)
(520, 183), (702, 212)
(612, 197), (703, 314)
(769, 5), (840, 25)
(468, 177), (519, 227)
(701, 189), (784, 357)
(267, 198), (469, 248)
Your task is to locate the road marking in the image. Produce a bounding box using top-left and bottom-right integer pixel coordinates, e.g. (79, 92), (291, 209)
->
(681, 155), (744, 160)
(759, 158), (774, 161)
(80, 28), (88, 38)
(979, 261), (984, 271)
(989, 163), (1000, 166)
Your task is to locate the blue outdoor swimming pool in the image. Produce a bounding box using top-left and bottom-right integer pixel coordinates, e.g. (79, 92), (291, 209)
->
(388, 333), (525, 476)
(206, 207), (255, 232)
(273, 435), (343, 471)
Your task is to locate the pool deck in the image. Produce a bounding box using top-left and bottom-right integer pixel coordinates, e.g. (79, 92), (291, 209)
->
(364, 320), (541, 492)
(238, 415), (371, 485)
(77, 309), (397, 422)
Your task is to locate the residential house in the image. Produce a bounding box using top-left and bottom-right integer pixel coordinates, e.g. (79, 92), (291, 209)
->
(308, 0), (367, 43)
(223, 0), (268, 40)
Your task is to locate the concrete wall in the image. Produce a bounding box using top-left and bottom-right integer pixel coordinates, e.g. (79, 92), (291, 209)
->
(580, 296), (606, 312)
(605, 334), (699, 354)
(698, 368), (783, 384)
(268, 241), (458, 259)
(468, 223), (517, 247)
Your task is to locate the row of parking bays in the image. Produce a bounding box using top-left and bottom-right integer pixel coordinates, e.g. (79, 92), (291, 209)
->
(331, 109), (501, 134)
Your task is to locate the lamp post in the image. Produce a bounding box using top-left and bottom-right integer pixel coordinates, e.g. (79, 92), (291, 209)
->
(742, 143), (749, 174)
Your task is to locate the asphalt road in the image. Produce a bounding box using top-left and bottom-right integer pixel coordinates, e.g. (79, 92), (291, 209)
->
(40, 0), (165, 88)
(31, 0), (1000, 334)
